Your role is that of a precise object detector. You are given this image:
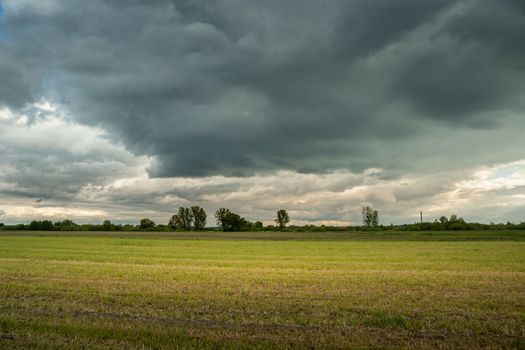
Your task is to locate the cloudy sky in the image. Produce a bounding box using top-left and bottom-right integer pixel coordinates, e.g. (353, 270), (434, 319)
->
(0, 0), (524, 226)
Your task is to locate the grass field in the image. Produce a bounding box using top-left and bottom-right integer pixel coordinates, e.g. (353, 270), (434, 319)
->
(0, 231), (524, 349)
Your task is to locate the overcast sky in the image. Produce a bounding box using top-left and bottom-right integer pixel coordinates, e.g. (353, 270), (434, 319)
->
(0, 0), (524, 226)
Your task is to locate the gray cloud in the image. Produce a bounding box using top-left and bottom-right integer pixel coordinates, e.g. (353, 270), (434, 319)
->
(389, 0), (525, 125)
(0, 0), (524, 226)
(1, 111), (523, 225)
(0, 50), (34, 108)
(334, 0), (455, 58)
(1, 0), (524, 178)
(0, 108), (147, 202)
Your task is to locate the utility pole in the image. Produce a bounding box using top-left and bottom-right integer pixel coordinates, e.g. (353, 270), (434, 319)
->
(420, 211), (423, 224)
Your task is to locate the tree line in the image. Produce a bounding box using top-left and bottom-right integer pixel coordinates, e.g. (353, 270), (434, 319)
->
(0, 206), (524, 232)
(0, 207), (289, 232)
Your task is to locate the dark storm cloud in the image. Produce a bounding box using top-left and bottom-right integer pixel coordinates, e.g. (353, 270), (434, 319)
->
(390, 0), (525, 125)
(1, 0), (524, 177)
(0, 50), (34, 108)
(334, 0), (455, 58)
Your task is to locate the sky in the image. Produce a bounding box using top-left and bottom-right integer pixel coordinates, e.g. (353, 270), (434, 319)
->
(0, 0), (524, 226)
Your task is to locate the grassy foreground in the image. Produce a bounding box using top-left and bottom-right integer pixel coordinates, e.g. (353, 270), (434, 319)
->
(0, 231), (524, 349)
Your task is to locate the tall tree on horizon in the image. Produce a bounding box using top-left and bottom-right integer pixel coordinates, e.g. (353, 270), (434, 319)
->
(191, 206), (207, 230)
(275, 209), (290, 230)
(169, 206), (207, 230)
(362, 206), (379, 227)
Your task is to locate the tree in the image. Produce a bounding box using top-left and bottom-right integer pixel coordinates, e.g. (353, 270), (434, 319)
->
(362, 206), (379, 227)
(221, 212), (244, 231)
(139, 218), (156, 229)
(215, 208), (249, 231)
(448, 214), (466, 230)
(178, 207), (193, 230)
(29, 220), (54, 231)
(56, 219), (77, 231)
(191, 206), (207, 230)
(275, 209), (290, 229)
(371, 210), (379, 227)
(168, 206), (207, 230)
(102, 220), (112, 231)
(168, 207), (191, 230)
(168, 213), (183, 230)
(41, 220), (54, 230)
(29, 220), (41, 230)
(215, 208), (231, 228)
(362, 206), (372, 227)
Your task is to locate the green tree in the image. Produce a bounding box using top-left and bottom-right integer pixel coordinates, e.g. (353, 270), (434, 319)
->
(168, 206), (207, 230)
(168, 207), (195, 230)
(57, 219), (77, 231)
(448, 214), (466, 230)
(139, 218), (156, 229)
(275, 209), (290, 229)
(41, 220), (54, 231)
(28, 220), (53, 231)
(215, 208), (249, 231)
(178, 207), (193, 230)
(168, 213), (183, 230)
(215, 208), (231, 228)
(191, 206), (207, 230)
(102, 220), (112, 231)
(221, 212), (243, 231)
(29, 220), (41, 230)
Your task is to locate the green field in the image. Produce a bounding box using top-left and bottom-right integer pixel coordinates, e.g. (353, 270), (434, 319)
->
(1, 231), (524, 349)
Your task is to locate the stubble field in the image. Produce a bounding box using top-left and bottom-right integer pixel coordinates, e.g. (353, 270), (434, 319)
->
(0, 231), (524, 349)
